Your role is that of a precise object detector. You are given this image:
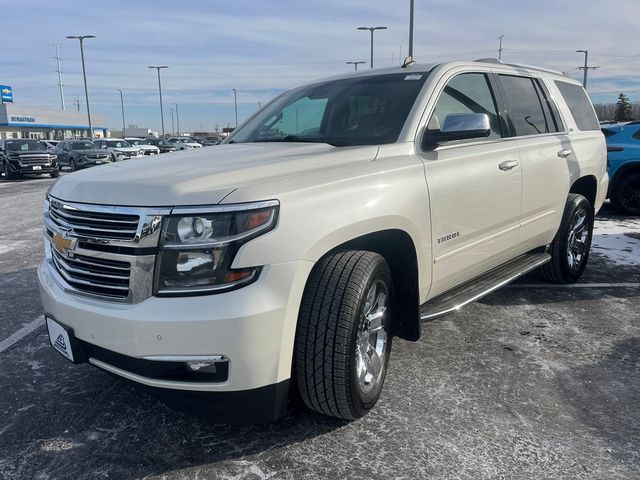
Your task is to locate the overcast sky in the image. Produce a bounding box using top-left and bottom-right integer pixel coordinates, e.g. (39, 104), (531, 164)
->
(2, 0), (638, 132)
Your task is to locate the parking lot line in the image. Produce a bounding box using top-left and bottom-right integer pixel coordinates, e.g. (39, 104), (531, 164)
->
(0, 315), (44, 353)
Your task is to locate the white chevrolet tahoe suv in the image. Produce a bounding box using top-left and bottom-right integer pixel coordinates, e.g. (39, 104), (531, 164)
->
(39, 60), (608, 423)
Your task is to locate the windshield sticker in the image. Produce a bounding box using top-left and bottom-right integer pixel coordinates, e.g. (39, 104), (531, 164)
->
(404, 74), (423, 81)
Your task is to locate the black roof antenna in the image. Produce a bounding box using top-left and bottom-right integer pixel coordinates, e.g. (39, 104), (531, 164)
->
(402, 56), (416, 68)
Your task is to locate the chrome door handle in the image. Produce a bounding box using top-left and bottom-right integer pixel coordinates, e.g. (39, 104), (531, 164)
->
(498, 160), (519, 171)
(557, 149), (573, 158)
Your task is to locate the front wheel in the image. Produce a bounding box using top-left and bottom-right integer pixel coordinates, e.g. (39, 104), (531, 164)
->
(536, 194), (594, 283)
(50, 169), (59, 178)
(4, 161), (16, 180)
(295, 251), (393, 420)
(611, 173), (640, 215)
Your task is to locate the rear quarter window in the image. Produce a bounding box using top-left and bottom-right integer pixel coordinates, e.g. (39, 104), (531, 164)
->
(601, 128), (616, 138)
(555, 81), (600, 131)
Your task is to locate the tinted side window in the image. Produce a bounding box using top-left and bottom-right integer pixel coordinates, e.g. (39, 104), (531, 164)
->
(499, 75), (550, 136)
(427, 72), (502, 140)
(632, 129), (640, 141)
(554, 81), (599, 131)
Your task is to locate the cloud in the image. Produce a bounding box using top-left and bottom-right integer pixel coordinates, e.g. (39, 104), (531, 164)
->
(3, 0), (639, 130)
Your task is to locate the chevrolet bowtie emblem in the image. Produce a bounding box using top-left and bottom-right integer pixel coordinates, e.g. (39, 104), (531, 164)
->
(52, 231), (77, 254)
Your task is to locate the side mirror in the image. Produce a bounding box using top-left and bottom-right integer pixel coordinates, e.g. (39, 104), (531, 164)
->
(423, 113), (491, 149)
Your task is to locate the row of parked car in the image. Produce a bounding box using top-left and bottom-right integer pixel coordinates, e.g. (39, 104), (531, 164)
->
(0, 135), (221, 178)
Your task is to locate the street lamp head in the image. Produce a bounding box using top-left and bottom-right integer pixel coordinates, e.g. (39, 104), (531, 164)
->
(357, 26), (369, 30)
(66, 35), (95, 40)
(576, 49), (587, 53)
(148, 65), (168, 70)
(374, 26), (388, 30)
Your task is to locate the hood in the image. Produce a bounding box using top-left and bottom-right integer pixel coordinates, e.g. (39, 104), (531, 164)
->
(49, 142), (378, 207)
(8, 150), (51, 157)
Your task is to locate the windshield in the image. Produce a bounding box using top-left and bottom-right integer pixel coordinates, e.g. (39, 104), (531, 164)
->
(230, 72), (429, 146)
(107, 140), (132, 148)
(5, 140), (46, 152)
(70, 141), (96, 150)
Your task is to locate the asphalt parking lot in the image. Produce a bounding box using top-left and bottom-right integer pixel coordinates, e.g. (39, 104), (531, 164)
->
(1, 175), (639, 480)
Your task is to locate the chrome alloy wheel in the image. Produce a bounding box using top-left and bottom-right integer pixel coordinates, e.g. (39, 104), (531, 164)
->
(355, 280), (389, 402)
(567, 207), (591, 273)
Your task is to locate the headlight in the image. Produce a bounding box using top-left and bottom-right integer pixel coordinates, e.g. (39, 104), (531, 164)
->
(155, 201), (279, 295)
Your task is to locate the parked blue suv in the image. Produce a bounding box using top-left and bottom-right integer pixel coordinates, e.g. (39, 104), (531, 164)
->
(602, 122), (640, 214)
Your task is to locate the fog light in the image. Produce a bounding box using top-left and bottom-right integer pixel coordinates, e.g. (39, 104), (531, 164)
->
(186, 361), (218, 373)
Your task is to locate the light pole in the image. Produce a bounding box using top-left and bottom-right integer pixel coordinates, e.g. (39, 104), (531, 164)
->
(408, 0), (414, 59)
(169, 108), (175, 135)
(498, 35), (504, 60)
(174, 103), (180, 135)
(346, 61), (366, 71)
(66, 35), (95, 137)
(576, 50), (598, 89)
(148, 66), (168, 137)
(117, 89), (126, 138)
(54, 45), (65, 110)
(233, 88), (238, 128)
(357, 26), (387, 69)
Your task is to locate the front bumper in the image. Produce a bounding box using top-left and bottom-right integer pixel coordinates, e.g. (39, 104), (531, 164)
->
(75, 156), (112, 168)
(7, 161), (57, 174)
(38, 258), (312, 395)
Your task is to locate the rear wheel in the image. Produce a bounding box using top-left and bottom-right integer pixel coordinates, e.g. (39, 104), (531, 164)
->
(611, 173), (640, 215)
(69, 158), (77, 172)
(295, 251), (393, 420)
(537, 194), (593, 283)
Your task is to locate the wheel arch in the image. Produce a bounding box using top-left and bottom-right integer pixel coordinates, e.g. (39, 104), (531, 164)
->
(569, 175), (597, 209)
(609, 161), (640, 195)
(318, 229), (422, 341)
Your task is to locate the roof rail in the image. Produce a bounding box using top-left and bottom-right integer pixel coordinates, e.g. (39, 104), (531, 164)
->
(473, 58), (565, 76)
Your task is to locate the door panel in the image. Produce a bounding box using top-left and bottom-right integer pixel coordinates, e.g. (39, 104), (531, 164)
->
(517, 134), (569, 250)
(422, 141), (522, 298)
(418, 71), (523, 299)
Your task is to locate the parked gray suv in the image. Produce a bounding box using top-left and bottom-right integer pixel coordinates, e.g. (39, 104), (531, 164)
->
(55, 140), (113, 171)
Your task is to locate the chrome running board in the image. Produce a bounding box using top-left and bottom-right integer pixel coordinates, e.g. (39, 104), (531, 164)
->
(420, 253), (551, 321)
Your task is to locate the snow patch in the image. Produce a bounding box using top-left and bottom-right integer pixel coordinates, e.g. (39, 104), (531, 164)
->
(591, 217), (640, 266)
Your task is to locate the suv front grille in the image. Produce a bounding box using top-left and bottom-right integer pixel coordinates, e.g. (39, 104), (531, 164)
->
(19, 155), (51, 165)
(49, 200), (140, 240)
(45, 197), (169, 303)
(51, 248), (131, 298)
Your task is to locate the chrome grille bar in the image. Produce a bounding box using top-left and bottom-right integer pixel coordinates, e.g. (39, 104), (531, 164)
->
(52, 248), (130, 298)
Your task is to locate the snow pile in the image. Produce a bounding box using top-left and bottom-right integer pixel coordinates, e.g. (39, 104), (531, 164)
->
(591, 217), (640, 266)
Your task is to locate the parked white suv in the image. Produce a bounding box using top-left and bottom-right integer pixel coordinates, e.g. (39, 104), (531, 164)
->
(94, 138), (144, 161)
(39, 60), (607, 423)
(125, 138), (161, 156)
(168, 137), (202, 150)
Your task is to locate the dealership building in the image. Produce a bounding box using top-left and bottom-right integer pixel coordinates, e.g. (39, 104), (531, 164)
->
(0, 103), (108, 140)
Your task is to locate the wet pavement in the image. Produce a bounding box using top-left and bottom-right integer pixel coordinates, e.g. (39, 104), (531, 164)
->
(0, 175), (639, 479)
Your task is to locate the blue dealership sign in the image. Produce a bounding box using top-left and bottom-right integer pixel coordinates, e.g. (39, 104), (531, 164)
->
(1, 85), (13, 103)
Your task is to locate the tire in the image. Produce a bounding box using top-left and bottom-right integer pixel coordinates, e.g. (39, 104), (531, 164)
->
(69, 158), (77, 172)
(611, 173), (640, 215)
(295, 250), (393, 420)
(537, 194), (594, 283)
(50, 169), (59, 178)
(4, 161), (16, 180)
